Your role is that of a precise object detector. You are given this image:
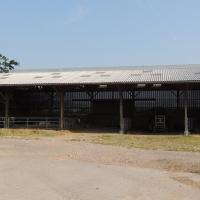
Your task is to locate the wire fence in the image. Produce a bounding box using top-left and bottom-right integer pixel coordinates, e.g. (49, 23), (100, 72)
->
(0, 117), (82, 129)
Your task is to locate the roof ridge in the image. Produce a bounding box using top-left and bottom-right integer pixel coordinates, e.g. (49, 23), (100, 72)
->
(12, 64), (200, 73)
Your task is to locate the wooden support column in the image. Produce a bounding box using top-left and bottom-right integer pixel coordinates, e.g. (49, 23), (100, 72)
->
(0, 91), (11, 128)
(119, 90), (124, 134)
(184, 87), (189, 136)
(5, 92), (9, 128)
(59, 90), (65, 130)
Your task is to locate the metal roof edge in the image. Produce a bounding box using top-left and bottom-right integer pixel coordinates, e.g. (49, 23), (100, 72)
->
(11, 64), (200, 73)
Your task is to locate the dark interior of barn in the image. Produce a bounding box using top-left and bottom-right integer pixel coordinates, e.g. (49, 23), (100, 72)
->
(0, 82), (199, 134)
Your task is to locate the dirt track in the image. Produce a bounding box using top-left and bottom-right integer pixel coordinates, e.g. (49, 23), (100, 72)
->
(0, 138), (200, 200)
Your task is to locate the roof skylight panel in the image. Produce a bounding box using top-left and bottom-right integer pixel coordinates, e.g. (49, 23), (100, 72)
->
(80, 74), (91, 77)
(51, 75), (62, 78)
(34, 76), (44, 79)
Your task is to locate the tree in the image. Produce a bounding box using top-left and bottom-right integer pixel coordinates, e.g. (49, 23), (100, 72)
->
(0, 54), (19, 73)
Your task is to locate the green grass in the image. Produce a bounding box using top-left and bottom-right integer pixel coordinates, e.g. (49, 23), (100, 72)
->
(0, 129), (200, 152)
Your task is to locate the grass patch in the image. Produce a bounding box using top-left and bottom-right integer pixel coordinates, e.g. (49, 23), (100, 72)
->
(88, 134), (200, 152)
(0, 128), (67, 138)
(0, 129), (200, 152)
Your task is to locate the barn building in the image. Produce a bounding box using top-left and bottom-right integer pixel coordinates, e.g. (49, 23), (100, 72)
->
(0, 65), (200, 135)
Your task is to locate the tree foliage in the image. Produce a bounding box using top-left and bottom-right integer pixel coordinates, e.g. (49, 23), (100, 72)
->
(0, 54), (19, 73)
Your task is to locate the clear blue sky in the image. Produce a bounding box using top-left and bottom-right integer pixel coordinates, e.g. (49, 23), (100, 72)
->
(1, 0), (200, 69)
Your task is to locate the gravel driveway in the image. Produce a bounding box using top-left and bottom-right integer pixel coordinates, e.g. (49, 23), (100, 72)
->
(0, 138), (200, 200)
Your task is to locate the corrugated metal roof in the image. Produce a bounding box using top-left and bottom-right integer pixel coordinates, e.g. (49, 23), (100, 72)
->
(1, 65), (200, 86)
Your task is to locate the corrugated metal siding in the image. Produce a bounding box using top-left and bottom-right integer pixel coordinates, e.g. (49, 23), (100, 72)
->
(0, 65), (200, 86)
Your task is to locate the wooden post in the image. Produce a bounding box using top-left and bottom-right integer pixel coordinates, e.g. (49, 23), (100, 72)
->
(0, 91), (11, 128)
(60, 90), (65, 130)
(119, 90), (124, 134)
(5, 92), (9, 128)
(184, 88), (189, 136)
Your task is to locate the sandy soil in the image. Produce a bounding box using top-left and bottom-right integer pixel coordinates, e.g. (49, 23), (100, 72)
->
(0, 138), (200, 200)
